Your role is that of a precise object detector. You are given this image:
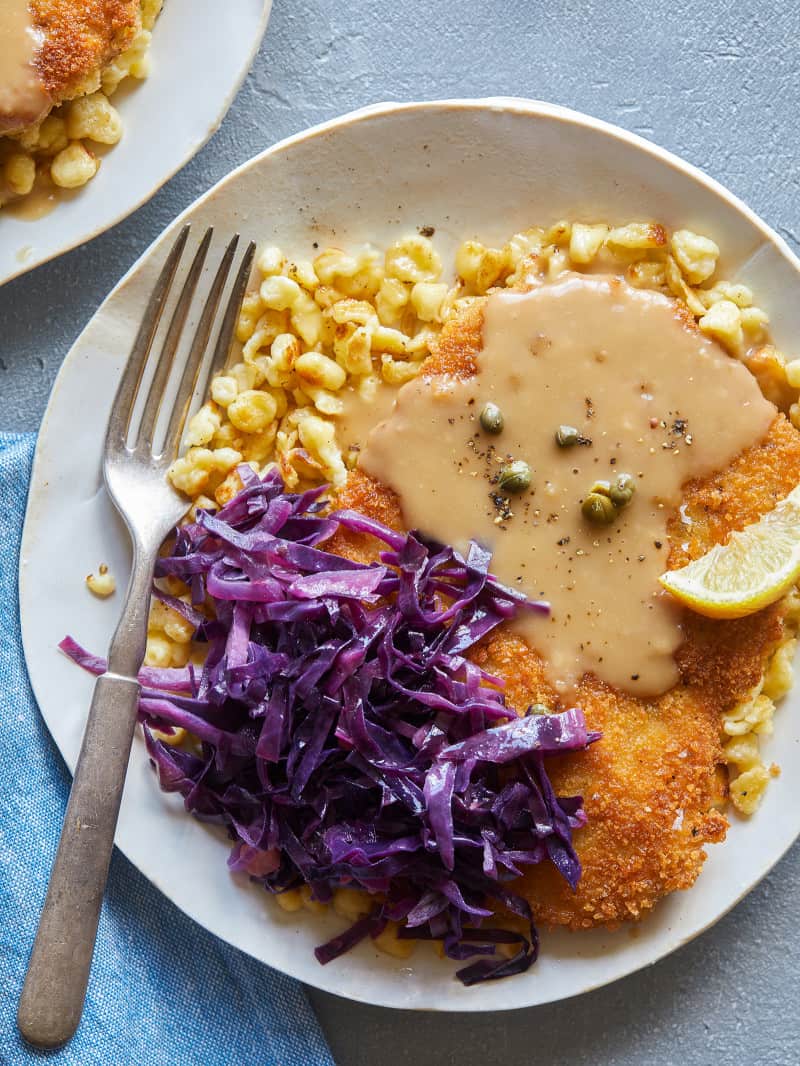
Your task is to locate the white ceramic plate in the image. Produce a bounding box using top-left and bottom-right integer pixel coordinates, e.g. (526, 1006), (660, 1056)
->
(20, 99), (800, 1011)
(0, 0), (272, 286)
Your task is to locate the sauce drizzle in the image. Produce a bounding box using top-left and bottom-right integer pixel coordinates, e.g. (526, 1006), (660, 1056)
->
(359, 274), (776, 697)
(0, 0), (49, 135)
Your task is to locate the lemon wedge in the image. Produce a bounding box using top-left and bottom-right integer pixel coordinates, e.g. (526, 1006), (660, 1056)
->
(660, 484), (800, 619)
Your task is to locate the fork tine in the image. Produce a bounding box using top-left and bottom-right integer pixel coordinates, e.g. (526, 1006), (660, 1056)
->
(160, 234), (241, 460)
(106, 225), (190, 454)
(134, 227), (214, 454)
(194, 240), (256, 406)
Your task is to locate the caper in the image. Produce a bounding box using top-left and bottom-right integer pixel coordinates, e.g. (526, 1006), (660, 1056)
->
(498, 459), (532, 494)
(581, 491), (617, 525)
(589, 479), (612, 497)
(555, 424), (580, 448)
(608, 472), (636, 508)
(527, 702), (551, 716)
(480, 402), (504, 434)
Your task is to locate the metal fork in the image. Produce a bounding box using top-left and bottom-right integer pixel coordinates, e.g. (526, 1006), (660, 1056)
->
(17, 226), (255, 1050)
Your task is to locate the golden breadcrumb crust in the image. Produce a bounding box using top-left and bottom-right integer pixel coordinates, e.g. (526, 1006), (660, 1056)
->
(32, 0), (140, 103)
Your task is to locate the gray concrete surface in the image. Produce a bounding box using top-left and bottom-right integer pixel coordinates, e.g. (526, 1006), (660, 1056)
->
(2, 1), (799, 1063)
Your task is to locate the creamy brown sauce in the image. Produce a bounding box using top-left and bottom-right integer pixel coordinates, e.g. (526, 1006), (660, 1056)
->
(337, 379), (400, 454)
(0, 0), (49, 135)
(359, 274), (776, 697)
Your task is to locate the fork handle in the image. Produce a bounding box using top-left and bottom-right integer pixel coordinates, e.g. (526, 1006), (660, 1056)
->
(17, 671), (142, 1048)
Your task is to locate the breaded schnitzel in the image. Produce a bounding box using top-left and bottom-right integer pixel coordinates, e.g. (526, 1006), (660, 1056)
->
(31, 0), (140, 101)
(1, 0), (141, 134)
(331, 298), (800, 929)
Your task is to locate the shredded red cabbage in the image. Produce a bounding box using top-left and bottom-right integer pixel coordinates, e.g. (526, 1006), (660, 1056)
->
(61, 465), (600, 985)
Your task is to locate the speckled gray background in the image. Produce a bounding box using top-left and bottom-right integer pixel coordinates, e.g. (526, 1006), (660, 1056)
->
(2, 1), (799, 1063)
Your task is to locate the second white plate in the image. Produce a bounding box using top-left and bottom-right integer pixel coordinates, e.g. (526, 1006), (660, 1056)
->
(0, 0), (271, 286)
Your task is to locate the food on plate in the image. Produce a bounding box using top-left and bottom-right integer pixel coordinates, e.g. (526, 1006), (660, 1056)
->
(337, 293), (800, 927)
(65, 218), (800, 979)
(85, 562), (115, 597)
(62, 468), (601, 985)
(0, 0), (162, 211)
(164, 221), (797, 815)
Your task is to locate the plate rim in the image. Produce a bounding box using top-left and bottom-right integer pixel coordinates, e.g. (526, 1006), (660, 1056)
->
(19, 96), (800, 1011)
(1, 0), (273, 288)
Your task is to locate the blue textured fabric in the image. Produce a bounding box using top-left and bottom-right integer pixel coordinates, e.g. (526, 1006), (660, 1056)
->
(0, 433), (334, 1066)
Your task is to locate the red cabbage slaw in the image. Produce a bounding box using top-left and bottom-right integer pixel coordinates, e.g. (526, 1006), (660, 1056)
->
(62, 465), (600, 985)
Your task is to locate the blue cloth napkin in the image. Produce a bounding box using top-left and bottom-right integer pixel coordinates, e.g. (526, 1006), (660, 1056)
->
(0, 433), (334, 1066)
